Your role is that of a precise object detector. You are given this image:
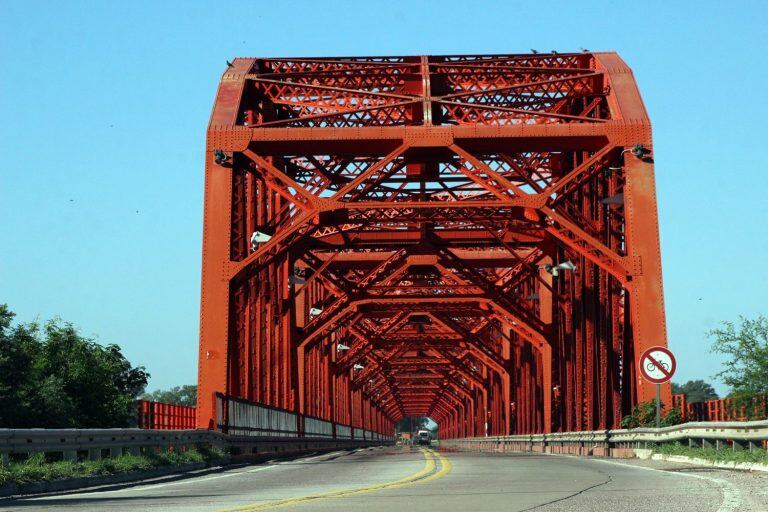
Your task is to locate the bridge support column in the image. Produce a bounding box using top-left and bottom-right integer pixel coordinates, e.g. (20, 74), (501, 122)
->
(624, 154), (671, 408)
(197, 150), (233, 430)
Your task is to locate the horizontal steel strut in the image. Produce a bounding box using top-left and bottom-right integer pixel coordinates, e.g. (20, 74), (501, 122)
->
(198, 52), (670, 438)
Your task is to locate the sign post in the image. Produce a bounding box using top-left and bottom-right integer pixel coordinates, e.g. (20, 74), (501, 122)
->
(639, 346), (676, 428)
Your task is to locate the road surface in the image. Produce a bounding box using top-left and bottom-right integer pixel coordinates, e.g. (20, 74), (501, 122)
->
(2, 445), (766, 511)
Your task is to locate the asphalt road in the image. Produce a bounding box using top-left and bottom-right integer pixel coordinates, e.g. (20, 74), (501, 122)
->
(2, 446), (766, 511)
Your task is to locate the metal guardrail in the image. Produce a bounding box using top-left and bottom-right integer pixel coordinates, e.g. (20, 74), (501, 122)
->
(442, 420), (768, 455)
(0, 428), (224, 466)
(1, 395), (394, 467)
(0, 427), (393, 466)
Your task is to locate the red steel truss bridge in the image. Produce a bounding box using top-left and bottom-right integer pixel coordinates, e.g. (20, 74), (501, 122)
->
(197, 52), (669, 438)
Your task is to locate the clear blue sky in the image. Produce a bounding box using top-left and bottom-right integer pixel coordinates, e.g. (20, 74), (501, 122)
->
(1, 1), (766, 395)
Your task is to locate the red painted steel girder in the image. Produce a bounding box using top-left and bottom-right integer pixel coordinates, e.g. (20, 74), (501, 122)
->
(198, 52), (670, 437)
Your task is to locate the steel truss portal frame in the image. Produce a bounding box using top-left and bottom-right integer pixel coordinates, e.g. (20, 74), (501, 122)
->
(198, 52), (669, 437)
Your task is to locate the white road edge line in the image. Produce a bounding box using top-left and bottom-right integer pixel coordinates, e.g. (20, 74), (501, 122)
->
(585, 457), (742, 512)
(128, 465), (279, 491)
(32, 467), (275, 500)
(291, 450), (347, 463)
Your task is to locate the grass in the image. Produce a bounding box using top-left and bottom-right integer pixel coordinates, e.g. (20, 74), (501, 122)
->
(653, 443), (768, 465)
(0, 446), (227, 487)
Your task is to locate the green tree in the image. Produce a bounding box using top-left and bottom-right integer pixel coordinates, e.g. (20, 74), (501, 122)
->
(671, 380), (719, 403)
(141, 385), (197, 407)
(710, 315), (768, 396)
(0, 304), (149, 428)
(395, 417), (430, 433)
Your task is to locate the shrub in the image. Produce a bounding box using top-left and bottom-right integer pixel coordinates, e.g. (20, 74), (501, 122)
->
(621, 399), (683, 429)
(0, 446), (221, 486)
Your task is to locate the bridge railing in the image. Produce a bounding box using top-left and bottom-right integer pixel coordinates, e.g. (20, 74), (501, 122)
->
(133, 395), (393, 443)
(137, 400), (196, 430)
(218, 395), (299, 437)
(673, 393), (768, 422)
(304, 416), (334, 439)
(215, 393), (391, 441)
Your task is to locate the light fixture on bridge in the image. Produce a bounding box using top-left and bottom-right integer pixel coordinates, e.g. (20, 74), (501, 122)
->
(600, 193), (624, 205)
(309, 307), (323, 317)
(213, 149), (230, 165)
(353, 363), (365, 370)
(544, 260), (576, 277)
(525, 293), (540, 301)
(630, 143), (650, 159)
(250, 231), (272, 251)
(337, 343), (351, 351)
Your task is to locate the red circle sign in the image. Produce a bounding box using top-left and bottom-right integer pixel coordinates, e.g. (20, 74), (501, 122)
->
(639, 346), (676, 384)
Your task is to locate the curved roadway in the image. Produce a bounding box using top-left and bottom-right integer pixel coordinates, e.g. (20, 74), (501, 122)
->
(2, 446), (766, 511)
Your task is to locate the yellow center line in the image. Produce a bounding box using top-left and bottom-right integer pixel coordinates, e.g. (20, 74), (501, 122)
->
(420, 448), (452, 483)
(218, 447), (452, 511)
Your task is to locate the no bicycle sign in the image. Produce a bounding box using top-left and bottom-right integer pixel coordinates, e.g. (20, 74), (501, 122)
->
(639, 346), (676, 384)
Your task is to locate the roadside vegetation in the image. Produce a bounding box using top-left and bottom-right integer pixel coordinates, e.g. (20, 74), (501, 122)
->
(653, 442), (768, 465)
(620, 400), (683, 429)
(710, 315), (768, 419)
(0, 304), (149, 428)
(0, 446), (226, 487)
(621, 315), (768, 428)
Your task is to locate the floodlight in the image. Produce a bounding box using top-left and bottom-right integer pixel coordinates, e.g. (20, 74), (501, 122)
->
(251, 231), (272, 244)
(554, 260), (576, 272)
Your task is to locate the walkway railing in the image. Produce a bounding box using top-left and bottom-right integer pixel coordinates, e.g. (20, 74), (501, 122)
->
(134, 396), (391, 443)
(215, 393), (389, 441)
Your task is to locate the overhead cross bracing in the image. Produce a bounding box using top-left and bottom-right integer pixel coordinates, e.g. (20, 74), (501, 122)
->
(198, 52), (669, 437)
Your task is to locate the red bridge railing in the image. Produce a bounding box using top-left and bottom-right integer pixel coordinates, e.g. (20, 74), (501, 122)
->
(673, 394), (767, 422)
(137, 400), (196, 430)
